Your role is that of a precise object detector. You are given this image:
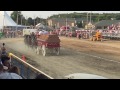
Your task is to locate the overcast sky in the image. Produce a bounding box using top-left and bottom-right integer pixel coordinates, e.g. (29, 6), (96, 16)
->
(6, 11), (120, 19)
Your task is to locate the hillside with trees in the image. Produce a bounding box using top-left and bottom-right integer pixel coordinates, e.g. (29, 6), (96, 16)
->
(48, 12), (120, 22)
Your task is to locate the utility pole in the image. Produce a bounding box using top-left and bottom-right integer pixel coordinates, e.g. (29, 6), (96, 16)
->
(87, 12), (88, 24)
(36, 16), (38, 24)
(75, 18), (77, 27)
(39, 15), (41, 23)
(16, 12), (18, 24)
(34, 15), (36, 27)
(58, 15), (60, 28)
(46, 19), (47, 26)
(21, 15), (23, 25)
(90, 11), (92, 23)
(16, 12), (18, 31)
(25, 16), (27, 26)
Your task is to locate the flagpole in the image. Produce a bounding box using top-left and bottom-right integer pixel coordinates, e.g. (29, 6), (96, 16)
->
(3, 12), (5, 32)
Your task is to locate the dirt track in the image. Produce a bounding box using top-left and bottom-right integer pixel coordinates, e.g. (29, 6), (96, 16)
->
(1, 37), (120, 79)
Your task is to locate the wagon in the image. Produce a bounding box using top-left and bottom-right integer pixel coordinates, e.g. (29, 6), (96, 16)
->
(35, 34), (60, 56)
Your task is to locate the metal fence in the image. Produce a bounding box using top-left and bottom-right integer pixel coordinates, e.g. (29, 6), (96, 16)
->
(102, 31), (120, 40)
(9, 53), (53, 79)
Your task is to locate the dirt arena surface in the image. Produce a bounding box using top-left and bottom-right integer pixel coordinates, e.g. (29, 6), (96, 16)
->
(1, 37), (120, 79)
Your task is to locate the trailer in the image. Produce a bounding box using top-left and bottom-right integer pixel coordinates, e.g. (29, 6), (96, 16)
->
(35, 34), (60, 56)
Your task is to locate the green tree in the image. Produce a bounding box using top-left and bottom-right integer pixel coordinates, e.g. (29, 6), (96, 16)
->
(77, 21), (83, 28)
(11, 11), (25, 25)
(116, 14), (120, 20)
(11, 11), (18, 23)
(35, 17), (40, 24)
(21, 17), (26, 25)
(27, 17), (34, 25)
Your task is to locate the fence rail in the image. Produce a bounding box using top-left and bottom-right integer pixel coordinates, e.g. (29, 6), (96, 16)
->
(9, 53), (53, 79)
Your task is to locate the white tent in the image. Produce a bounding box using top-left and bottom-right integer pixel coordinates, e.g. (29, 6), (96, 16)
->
(36, 23), (45, 29)
(0, 11), (17, 28)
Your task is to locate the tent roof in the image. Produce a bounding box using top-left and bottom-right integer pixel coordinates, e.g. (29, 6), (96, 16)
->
(0, 11), (17, 27)
(36, 23), (45, 27)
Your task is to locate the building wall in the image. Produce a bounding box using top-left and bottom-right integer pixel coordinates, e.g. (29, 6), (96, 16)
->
(48, 20), (52, 27)
(58, 21), (75, 27)
(47, 19), (76, 28)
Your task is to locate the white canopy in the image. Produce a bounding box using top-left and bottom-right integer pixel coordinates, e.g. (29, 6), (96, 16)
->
(0, 11), (17, 28)
(36, 23), (45, 28)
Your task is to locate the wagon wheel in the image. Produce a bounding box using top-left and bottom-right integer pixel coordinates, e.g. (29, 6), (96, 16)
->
(55, 47), (60, 55)
(42, 45), (46, 56)
(36, 46), (40, 55)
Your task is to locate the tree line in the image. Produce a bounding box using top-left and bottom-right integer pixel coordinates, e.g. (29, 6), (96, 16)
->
(48, 12), (120, 22)
(10, 11), (47, 26)
(11, 11), (120, 26)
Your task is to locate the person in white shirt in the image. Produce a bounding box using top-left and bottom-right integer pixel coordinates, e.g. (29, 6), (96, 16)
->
(0, 64), (22, 79)
(0, 72), (23, 79)
(39, 30), (43, 35)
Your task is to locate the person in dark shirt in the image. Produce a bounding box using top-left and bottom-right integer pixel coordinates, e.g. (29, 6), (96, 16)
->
(0, 63), (22, 79)
(9, 66), (20, 75)
(0, 55), (11, 71)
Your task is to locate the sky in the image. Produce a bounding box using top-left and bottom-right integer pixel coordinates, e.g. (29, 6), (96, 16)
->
(6, 11), (120, 19)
